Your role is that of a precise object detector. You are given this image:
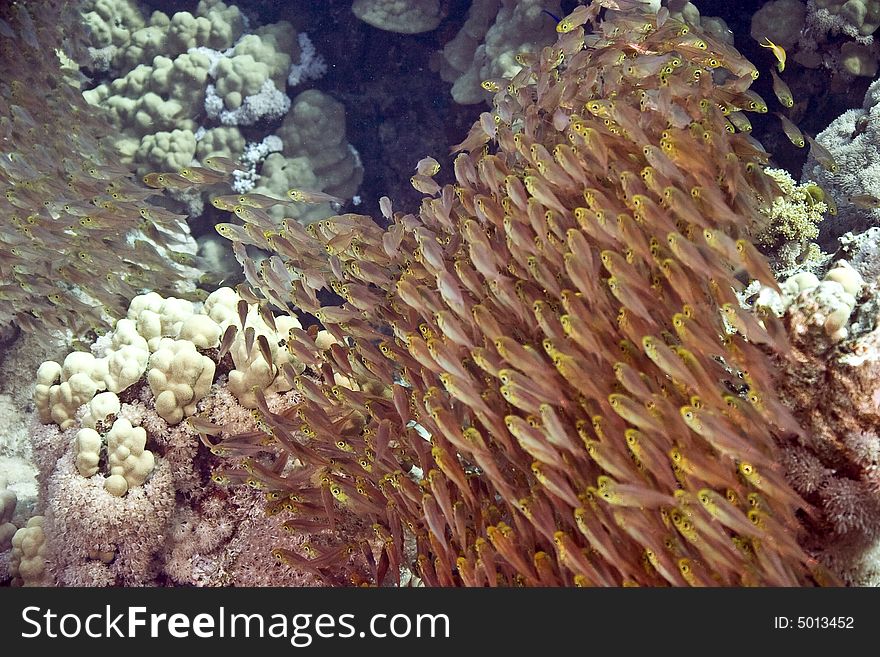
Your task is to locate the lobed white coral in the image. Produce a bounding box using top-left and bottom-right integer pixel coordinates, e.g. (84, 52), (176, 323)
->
(148, 338), (216, 425)
(351, 0), (444, 34)
(22, 280), (385, 586)
(433, 0), (561, 105)
(9, 516), (49, 586)
(104, 419), (156, 496)
(0, 475), (16, 553)
(757, 259), (863, 345)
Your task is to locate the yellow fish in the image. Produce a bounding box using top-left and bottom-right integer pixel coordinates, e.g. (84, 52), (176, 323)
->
(759, 37), (786, 72)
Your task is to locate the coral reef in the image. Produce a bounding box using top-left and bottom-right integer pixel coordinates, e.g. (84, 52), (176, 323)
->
(767, 0), (880, 78)
(812, 0), (880, 37)
(6, 0), (880, 591)
(26, 289), (374, 586)
(434, 1), (726, 106)
(9, 516), (50, 587)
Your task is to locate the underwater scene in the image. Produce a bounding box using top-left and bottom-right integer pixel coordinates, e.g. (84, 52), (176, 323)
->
(2, 0), (880, 587)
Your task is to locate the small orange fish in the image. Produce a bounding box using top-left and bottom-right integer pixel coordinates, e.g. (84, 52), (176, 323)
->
(287, 188), (344, 204)
(776, 112), (804, 147)
(769, 69), (793, 108)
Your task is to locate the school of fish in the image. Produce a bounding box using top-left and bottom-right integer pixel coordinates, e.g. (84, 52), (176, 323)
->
(180, 1), (839, 586)
(0, 1), (193, 340)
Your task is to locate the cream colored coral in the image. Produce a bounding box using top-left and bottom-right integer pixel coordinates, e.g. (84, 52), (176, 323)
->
(82, 391), (121, 430)
(34, 361), (63, 425)
(128, 292), (195, 351)
(82, 0), (146, 52)
(37, 352), (109, 430)
(36, 287), (317, 424)
(434, 0), (561, 105)
(105, 318), (150, 391)
(148, 338), (216, 424)
(784, 271), (821, 295)
(825, 260), (864, 296)
(10, 516), (49, 586)
(104, 418), (156, 496)
(0, 475), (16, 550)
(352, 0), (444, 34)
(228, 314), (303, 408)
(315, 329), (337, 350)
(202, 286), (241, 327)
(35, 321), (149, 429)
(759, 260), (864, 343)
(265, 90), (364, 222)
(841, 41), (880, 76)
(74, 428), (103, 477)
(195, 125), (246, 162)
(202, 286), (310, 407)
(178, 313), (222, 349)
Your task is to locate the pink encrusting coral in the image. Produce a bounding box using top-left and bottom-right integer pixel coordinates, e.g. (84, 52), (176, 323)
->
(764, 259), (880, 584)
